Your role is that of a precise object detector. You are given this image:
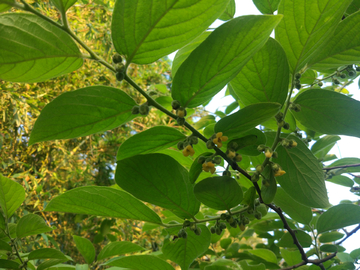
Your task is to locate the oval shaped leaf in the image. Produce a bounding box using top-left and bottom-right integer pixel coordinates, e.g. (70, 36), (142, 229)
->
(0, 239), (11, 251)
(189, 152), (213, 184)
(111, 0), (230, 64)
(16, 213), (53, 238)
(105, 255), (174, 270)
(277, 230), (312, 248)
(275, 0), (352, 73)
(261, 165), (277, 204)
(326, 175), (354, 188)
(172, 15), (283, 108)
(97, 241), (145, 261)
(319, 231), (345, 243)
(72, 236), (95, 264)
(276, 136), (330, 208)
(0, 259), (20, 269)
(247, 249), (277, 264)
(51, 0), (77, 12)
(218, 0), (235, 21)
(253, 0), (280, 14)
(273, 187), (313, 224)
(316, 204), (360, 233)
(230, 38), (289, 107)
(117, 126), (186, 160)
(214, 103), (281, 139)
(0, 13), (83, 83)
(116, 153), (200, 219)
(294, 89), (360, 138)
(29, 248), (68, 260)
(311, 135), (341, 155)
(0, 174), (25, 218)
(29, 86), (136, 145)
(162, 225), (211, 270)
(44, 186), (162, 224)
(194, 176), (243, 210)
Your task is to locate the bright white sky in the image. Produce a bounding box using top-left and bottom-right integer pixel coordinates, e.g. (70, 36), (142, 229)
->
(170, 0), (360, 258)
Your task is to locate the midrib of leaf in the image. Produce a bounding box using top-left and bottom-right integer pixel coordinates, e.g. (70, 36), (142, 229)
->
(266, 0), (274, 13)
(126, 0), (178, 63)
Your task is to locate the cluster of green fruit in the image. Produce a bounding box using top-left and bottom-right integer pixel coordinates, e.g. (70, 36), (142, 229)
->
(171, 100), (187, 126)
(177, 221), (202, 239)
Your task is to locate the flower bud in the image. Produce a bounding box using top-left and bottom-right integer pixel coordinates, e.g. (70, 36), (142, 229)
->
(197, 156), (206, 164)
(210, 226), (216, 234)
(256, 165), (264, 173)
(295, 83), (302, 90)
(139, 104), (150, 115)
(295, 73), (301, 79)
(318, 81), (323, 87)
(235, 153), (242, 162)
(264, 148), (273, 158)
(194, 227), (202, 235)
(176, 117), (185, 126)
(177, 141), (184, 150)
(251, 172), (260, 182)
(189, 136), (198, 145)
(254, 211), (262, 220)
(226, 149), (236, 159)
(283, 122), (290, 130)
(206, 140), (215, 149)
(257, 144), (266, 152)
(213, 156), (222, 164)
(115, 63), (125, 73)
(183, 220), (191, 227)
(222, 170), (231, 177)
(176, 107), (187, 118)
(219, 222), (227, 230)
(215, 227), (222, 235)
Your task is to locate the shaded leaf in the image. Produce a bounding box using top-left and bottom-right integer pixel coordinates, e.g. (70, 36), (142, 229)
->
(277, 230), (312, 248)
(29, 86), (136, 144)
(172, 15), (282, 108)
(252, 0), (280, 14)
(261, 165), (277, 204)
(162, 225), (211, 270)
(116, 153), (200, 219)
(73, 236), (95, 264)
(230, 38), (289, 107)
(280, 249), (302, 266)
(45, 186), (162, 224)
(116, 126), (186, 160)
(0, 239), (11, 251)
(275, 0), (352, 73)
(111, 0), (230, 64)
(0, 3), (11, 13)
(293, 89), (360, 138)
(104, 255), (174, 270)
(0, 259), (20, 269)
(316, 204), (360, 233)
(16, 213), (53, 238)
(215, 103), (281, 139)
(326, 175), (354, 188)
(29, 248), (68, 260)
(276, 136), (330, 208)
(194, 176), (243, 210)
(0, 13), (82, 83)
(0, 174), (25, 218)
(38, 259), (69, 270)
(319, 231), (345, 243)
(327, 157), (360, 174)
(97, 241), (145, 261)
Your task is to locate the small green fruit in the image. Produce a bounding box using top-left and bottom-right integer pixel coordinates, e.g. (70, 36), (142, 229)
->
(177, 141), (184, 150)
(194, 227), (202, 235)
(295, 83), (301, 90)
(171, 100), (181, 110)
(210, 226), (216, 234)
(318, 81), (323, 87)
(215, 227), (222, 235)
(295, 73), (301, 79)
(222, 170), (231, 177)
(206, 140), (215, 149)
(254, 211), (262, 220)
(213, 156), (222, 164)
(220, 213), (227, 220)
(116, 72), (125, 81)
(139, 104), (150, 115)
(183, 220), (191, 227)
(197, 156), (206, 164)
(219, 222), (227, 230)
(283, 122), (290, 130)
(112, 53), (123, 64)
(257, 144), (266, 152)
(115, 63), (125, 73)
(131, 106), (140, 114)
(176, 117), (185, 126)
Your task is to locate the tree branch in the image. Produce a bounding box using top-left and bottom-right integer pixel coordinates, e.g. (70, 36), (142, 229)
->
(275, 252), (337, 270)
(336, 224), (360, 245)
(323, 163), (360, 171)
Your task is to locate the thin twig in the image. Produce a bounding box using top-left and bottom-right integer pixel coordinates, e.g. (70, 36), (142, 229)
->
(336, 224), (360, 245)
(323, 163), (360, 171)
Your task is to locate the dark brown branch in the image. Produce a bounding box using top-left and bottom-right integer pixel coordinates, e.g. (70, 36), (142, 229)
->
(323, 163), (360, 171)
(336, 224), (360, 245)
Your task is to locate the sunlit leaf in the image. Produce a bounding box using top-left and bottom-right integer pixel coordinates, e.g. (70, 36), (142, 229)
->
(218, 0), (235, 21)
(73, 236), (95, 264)
(0, 174), (25, 218)
(252, 0), (280, 14)
(16, 213), (53, 238)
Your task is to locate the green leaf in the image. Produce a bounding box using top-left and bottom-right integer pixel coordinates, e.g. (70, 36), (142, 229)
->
(247, 249), (277, 264)
(0, 212), (4, 230)
(214, 103), (281, 139)
(51, 0), (77, 12)
(320, 244), (341, 252)
(172, 15), (282, 108)
(16, 213), (53, 238)
(350, 248), (360, 260)
(275, 0), (352, 73)
(0, 174), (25, 218)
(111, 0), (230, 64)
(239, 261), (266, 270)
(276, 136), (330, 208)
(311, 11), (360, 70)
(311, 135), (341, 155)
(346, 1), (360, 16)
(172, 32), (211, 77)
(327, 158), (360, 173)
(38, 259), (69, 270)
(316, 204), (360, 233)
(280, 249), (302, 266)
(326, 175), (354, 188)
(277, 230), (313, 248)
(252, 0), (280, 14)
(218, 0), (235, 21)
(273, 187), (313, 224)
(116, 153), (200, 219)
(73, 236), (95, 264)
(337, 252), (354, 263)
(0, 223), (16, 241)
(294, 89), (360, 138)
(189, 152), (213, 184)
(319, 231), (345, 243)
(47, 265), (76, 270)
(44, 186), (162, 224)
(116, 126), (186, 160)
(75, 265), (88, 270)
(230, 38), (289, 107)
(0, 239), (11, 251)
(261, 165), (277, 204)
(0, 13), (83, 83)
(105, 255), (174, 270)
(97, 241), (145, 261)
(29, 86), (136, 145)
(0, 3), (11, 13)
(162, 224), (211, 270)
(0, 259), (20, 269)
(29, 248), (68, 260)
(194, 176), (243, 210)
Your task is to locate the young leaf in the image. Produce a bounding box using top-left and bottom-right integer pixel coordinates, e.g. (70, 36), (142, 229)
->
(28, 248), (68, 260)
(293, 89), (360, 138)
(252, 0), (280, 14)
(275, 0), (352, 73)
(44, 186), (162, 224)
(230, 38), (289, 107)
(72, 236), (95, 264)
(316, 204), (360, 233)
(116, 153), (200, 219)
(218, 0), (236, 21)
(111, 0), (230, 64)
(16, 213), (53, 238)
(162, 225), (211, 270)
(214, 103), (281, 139)
(194, 176), (243, 210)
(273, 187), (313, 224)
(116, 126), (186, 160)
(311, 11), (360, 70)
(172, 15), (283, 108)
(104, 255), (174, 270)
(29, 86), (136, 145)
(97, 241), (145, 261)
(0, 14), (83, 83)
(276, 136), (330, 208)
(51, 0), (77, 12)
(0, 174), (25, 218)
